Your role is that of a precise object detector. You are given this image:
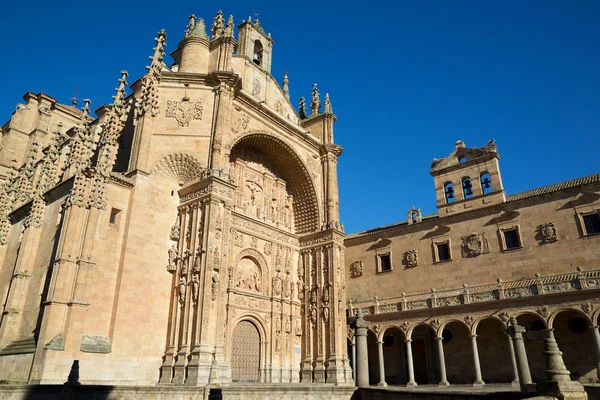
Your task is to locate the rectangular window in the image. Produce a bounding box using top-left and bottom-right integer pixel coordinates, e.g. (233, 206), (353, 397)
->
(504, 229), (521, 249)
(378, 253), (392, 272)
(109, 208), (121, 226)
(583, 213), (600, 236)
(437, 243), (451, 261)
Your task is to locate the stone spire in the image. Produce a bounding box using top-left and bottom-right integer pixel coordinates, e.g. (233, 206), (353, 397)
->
(324, 93), (332, 114)
(282, 71), (290, 101)
(224, 15), (234, 38)
(135, 30), (166, 120)
(211, 10), (225, 39)
(188, 18), (208, 40)
(310, 83), (320, 116)
(98, 70), (131, 177)
(185, 14), (197, 37)
(299, 97), (307, 120)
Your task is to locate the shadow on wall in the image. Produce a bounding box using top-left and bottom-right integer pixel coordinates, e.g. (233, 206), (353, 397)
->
(15, 360), (116, 400)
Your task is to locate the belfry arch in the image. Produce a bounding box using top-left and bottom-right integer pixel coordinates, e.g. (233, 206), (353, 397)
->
(228, 132), (320, 235)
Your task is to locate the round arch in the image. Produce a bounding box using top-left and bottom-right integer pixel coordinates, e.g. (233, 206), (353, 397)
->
(229, 316), (266, 383)
(439, 318), (471, 335)
(548, 308), (593, 329)
(234, 248), (271, 296)
(229, 132), (320, 234)
(407, 323), (436, 340)
(473, 315), (507, 334)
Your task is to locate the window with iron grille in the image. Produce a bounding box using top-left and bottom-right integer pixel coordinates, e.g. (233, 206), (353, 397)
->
(437, 243), (451, 261)
(583, 213), (600, 235)
(504, 229), (521, 250)
(379, 254), (392, 272)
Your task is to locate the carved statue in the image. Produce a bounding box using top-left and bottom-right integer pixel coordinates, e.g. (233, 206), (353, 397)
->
(168, 243), (179, 267)
(322, 286), (330, 304)
(323, 307), (330, 323)
(192, 274), (199, 305)
(310, 306), (317, 326)
(272, 272), (282, 296)
(282, 274), (291, 298)
(211, 273), (219, 301)
(297, 281), (304, 300)
(178, 276), (187, 307)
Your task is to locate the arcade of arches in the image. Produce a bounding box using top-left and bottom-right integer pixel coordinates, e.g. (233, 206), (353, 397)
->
(349, 305), (600, 388)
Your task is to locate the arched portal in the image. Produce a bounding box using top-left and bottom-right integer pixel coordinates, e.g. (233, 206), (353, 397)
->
(229, 133), (320, 234)
(231, 320), (261, 382)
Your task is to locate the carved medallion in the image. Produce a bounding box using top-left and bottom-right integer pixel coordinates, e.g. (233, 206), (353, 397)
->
(405, 249), (418, 268)
(461, 233), (490, 258)
(540, 222), (558, 243)
(165, 100), (203, 127)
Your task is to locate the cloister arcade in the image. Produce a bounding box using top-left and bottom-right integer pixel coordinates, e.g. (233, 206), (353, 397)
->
(348, 305), (600, 387)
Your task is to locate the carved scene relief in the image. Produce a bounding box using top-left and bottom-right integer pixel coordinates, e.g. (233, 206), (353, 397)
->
(230, 147), (294, 232)
(235, 257), (262, 293)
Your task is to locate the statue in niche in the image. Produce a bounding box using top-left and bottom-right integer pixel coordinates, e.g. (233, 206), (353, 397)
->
(270, 200), (277, 223)
(297, 281), (304, 300)
(192, 274), (199, 305)
(310, 287), (317, 304)
(211, 273), (219, 301)
(170, 218), (180, 240)
(178, 276), (187, 307)
(285, 318), (291, 333)
(275, 246), (283, 266)
(322, 285), (330, 304)
(310, 306), (317, 326)
(323, 307), (330, 323)
(275, 316), (281, 332)
(272, 271), (282, 296)
(282, 274), (291, 298)
(168, 243), (179, 273)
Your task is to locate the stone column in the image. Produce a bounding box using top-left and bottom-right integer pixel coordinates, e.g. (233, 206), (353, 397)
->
(590, 325), (600, 379)
(351, 336), (356, 382)
(351, 310), (369, 388)
(507, 317), (532, 392)
(435, 337), (449, 386)
(470, 335), (485, 386)
(506, 332), (520, 387)
(537, 329), (587, 400)
(377, 340), (387, 387)
(405, 339), (417, 387)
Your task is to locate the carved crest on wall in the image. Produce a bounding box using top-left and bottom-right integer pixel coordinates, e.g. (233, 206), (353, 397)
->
(461, 233), (490, 258)
(540, 222), (558, 243)
(350, 260), (363, 278)
(165, 100), (203, 127)
(231, 106), (250, 135)
(404, 249), (418, 268)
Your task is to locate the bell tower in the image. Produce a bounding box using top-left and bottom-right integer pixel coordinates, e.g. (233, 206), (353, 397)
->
(237, 17), (274, 73)
(430, 140), (505, 216)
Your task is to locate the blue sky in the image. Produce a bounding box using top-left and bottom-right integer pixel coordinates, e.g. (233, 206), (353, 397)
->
(1, 1), (598, 233)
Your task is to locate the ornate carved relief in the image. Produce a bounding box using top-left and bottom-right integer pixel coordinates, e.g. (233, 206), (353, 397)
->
(165, 100), (203, 127)
(167, 243), (179, 273)
(581, 303), (594, 314)
(461, 233), (490, 257)
(231, 106), (250, 135)
(537, 307), (550, 317)
(153, 153), (204, 185)
(404, 250), (418, 268)
(235, 257), (262, 292)
(464, 315), (475, 326)
(350, 261), (363, 278)
(539, 222), (558, 243)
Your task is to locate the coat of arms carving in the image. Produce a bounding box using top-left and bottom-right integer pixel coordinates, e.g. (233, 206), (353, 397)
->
(461, 232), (490, 258)
(350, 260), (363, 278)
(540, 222), (558, 243)
(404, 249), (418, 268)
(165, 100), (203, 127)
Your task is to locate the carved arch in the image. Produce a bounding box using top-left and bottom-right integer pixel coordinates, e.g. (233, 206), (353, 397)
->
(152, 153), (204, 185)
(228, 132), (320, 234)
(234, 247), (271, 296)
(227, 313), (268, 368)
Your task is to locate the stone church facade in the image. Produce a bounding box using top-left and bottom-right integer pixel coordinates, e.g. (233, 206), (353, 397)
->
(344, 140), (600, 393)
(0, 11), (352, 390)
(0, 7), (599, 400)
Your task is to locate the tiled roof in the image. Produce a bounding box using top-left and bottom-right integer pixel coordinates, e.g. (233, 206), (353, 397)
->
(505, 172), (600, 202)
(346, 172), (600, 240)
